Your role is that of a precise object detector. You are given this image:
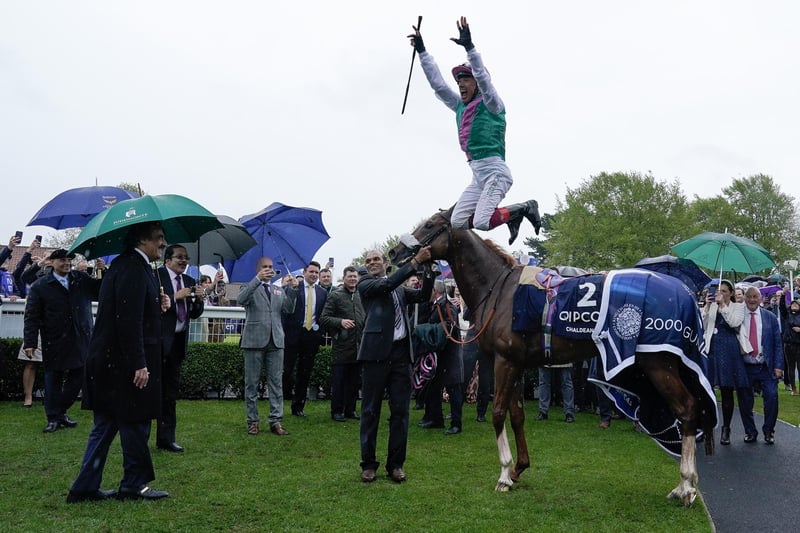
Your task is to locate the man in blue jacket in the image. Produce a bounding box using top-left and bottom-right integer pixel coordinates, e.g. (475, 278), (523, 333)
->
(739, 286), (785, 444)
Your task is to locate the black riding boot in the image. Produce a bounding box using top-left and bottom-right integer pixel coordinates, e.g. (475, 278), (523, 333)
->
(504, 199), (542, 245)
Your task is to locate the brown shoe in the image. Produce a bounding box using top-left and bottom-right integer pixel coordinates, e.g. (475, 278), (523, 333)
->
(361, 469), (376, 483)
(270, 423), (289, 436)
(247, 422), (259, 435)
(598, 420), (610, 429)
(388, 467), (406, 483)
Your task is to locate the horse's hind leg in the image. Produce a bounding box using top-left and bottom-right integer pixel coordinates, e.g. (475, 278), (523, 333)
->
(638, 355), (699, 507)
(492, 357), (525, 492)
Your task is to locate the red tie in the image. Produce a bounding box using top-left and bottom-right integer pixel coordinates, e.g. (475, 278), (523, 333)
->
(749, 311), (758, 356)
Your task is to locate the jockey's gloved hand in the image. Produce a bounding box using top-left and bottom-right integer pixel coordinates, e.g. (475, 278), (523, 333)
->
(408, 27), (425, 53)
(451, 22), (474, 51)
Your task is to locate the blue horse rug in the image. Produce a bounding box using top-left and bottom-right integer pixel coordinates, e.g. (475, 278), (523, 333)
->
(589, 269), (717, 456)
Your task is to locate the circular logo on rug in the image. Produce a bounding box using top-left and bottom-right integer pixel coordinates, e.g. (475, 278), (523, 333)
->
(611, 303), (642, 340)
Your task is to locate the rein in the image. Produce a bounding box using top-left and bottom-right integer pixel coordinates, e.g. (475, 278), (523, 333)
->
(431, 227), (513, 346)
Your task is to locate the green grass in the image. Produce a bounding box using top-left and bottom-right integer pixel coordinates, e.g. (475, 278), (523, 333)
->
(0, 400), (713, 532)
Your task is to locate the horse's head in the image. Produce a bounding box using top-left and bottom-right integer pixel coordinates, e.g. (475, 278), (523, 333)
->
(388, 207), (454, 267)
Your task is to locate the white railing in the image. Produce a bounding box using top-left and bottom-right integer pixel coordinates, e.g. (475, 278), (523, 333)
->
(1, 299), (247, 343)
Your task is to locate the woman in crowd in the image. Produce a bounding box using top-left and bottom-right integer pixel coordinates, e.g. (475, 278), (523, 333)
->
(702, 279), (746, 445)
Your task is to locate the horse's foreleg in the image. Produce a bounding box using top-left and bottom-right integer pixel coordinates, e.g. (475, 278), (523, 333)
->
(668, 435), (698, 507)
(492, 358), (524, 492)
(508, 377), (529, 482)
(494, 426), (514, 492)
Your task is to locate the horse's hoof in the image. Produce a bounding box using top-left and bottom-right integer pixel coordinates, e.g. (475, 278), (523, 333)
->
(495, 480), (513, 492)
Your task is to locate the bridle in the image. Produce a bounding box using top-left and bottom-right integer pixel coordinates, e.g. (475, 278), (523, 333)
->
(397, 217), (450, 257)
(399, 216), (509, 346)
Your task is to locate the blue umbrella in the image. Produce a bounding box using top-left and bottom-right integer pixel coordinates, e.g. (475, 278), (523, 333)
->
(27, 186), (140, 229)
(634, 255), (712, 293)
(224, 202), (330, 283)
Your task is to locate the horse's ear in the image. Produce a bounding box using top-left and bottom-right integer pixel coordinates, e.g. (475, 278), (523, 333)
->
(440, 205), (455, 219)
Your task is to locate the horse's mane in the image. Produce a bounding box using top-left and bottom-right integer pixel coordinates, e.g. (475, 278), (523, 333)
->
(482, 238), (517, 268)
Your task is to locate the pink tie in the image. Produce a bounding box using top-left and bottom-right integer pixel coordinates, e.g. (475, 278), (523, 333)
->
(749, 312), (758, 356)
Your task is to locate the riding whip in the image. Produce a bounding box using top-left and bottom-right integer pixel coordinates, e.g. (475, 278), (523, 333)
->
(401, 15), (422, 115)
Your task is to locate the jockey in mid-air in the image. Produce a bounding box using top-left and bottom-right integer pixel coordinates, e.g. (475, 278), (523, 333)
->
(408, 16), (541, 246)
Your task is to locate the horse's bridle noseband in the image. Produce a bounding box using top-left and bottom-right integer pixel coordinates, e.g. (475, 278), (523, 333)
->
(399, 218), (451, 258)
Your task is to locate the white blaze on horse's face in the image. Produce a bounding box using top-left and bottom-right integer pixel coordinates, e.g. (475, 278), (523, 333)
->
(400, 233), (421, 249)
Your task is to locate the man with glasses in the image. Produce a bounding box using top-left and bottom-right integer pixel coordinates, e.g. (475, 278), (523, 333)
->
(156, 245), (205, 452)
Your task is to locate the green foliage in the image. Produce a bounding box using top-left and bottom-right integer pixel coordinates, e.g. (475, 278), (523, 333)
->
(180, 342), (244, 398)
(0, 338), (43, 399)
(310, 344), (332, 393)
(545, 171), (690, 270)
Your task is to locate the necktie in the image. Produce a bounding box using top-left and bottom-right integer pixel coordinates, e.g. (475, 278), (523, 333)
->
(304, 285), (314, 330)
(176, 275), (187, 323)
(60, 277), (68, 290)
(392, 289), (404, 334)
(749, 311), (758, 356)
(264, 284), (271, 302)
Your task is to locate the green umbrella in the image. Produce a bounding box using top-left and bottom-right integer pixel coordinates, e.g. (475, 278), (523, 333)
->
(69, 194), (223, 259)
(671, 231), (776, 275)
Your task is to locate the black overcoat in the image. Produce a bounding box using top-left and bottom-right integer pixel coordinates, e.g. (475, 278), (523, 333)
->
(82, 248), (163, 422)
(23, 270), (101, 370)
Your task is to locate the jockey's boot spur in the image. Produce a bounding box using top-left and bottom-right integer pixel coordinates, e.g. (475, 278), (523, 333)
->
(504, 199), (542, 245)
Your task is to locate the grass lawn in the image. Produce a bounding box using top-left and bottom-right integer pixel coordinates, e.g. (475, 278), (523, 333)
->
(0, 399), (715, 532)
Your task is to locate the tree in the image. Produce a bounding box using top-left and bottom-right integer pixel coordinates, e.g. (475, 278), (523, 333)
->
(723, 174), (800, 264)
(521, 212), (554, 265)
(543, 171), (691, 271)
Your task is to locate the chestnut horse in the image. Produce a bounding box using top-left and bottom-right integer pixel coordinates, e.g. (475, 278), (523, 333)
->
(389, 207), (716, 507)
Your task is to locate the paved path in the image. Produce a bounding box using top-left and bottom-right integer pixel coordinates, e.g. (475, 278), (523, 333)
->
(697, 410), (800, 532)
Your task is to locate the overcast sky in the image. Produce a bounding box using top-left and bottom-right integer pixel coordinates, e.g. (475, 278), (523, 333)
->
(2, 1), (799, 276)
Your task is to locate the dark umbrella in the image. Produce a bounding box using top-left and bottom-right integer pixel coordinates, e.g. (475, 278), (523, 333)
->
(634, 255), (712, 293)
(176, 215), (257, 266)
(224, 202), (330, 282)
(28, 186), (140, 229)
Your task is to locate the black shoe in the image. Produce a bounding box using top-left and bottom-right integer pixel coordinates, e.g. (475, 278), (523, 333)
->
(536, 412), (548, 421)
(292, 410), (306, 417)
(720, 426), (731, 445)
(565, 414), (575, 423)
(117, 486), (170, 501)
(331, 413), (346, 422)
(66, 488), (118, 503)
(744, 433), (758, 443)
(764, 431), (775, 445)
(445, 426), (462, 435)
(418, 420), (445, 429)
(476, 415), (487, 423)
(345, 412), (360, 420)
(59, 415), (78, 428)
(43, 421), (61, 433)
(157, 442), (184, 453)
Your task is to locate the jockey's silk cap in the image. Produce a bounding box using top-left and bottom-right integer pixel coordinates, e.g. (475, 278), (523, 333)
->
(452, 63), (473, 80)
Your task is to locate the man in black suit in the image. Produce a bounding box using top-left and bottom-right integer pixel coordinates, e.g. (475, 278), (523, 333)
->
(358, 247), (433, 484)
(282, 260), (329, 417)
(156, 244), (204, 452)
(23, 249), (103, 432)
(68, 221), (172, 503)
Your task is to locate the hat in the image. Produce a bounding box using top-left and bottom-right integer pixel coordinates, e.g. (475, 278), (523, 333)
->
(49, 249), (76, 260)
(451, 63), (473, 80)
